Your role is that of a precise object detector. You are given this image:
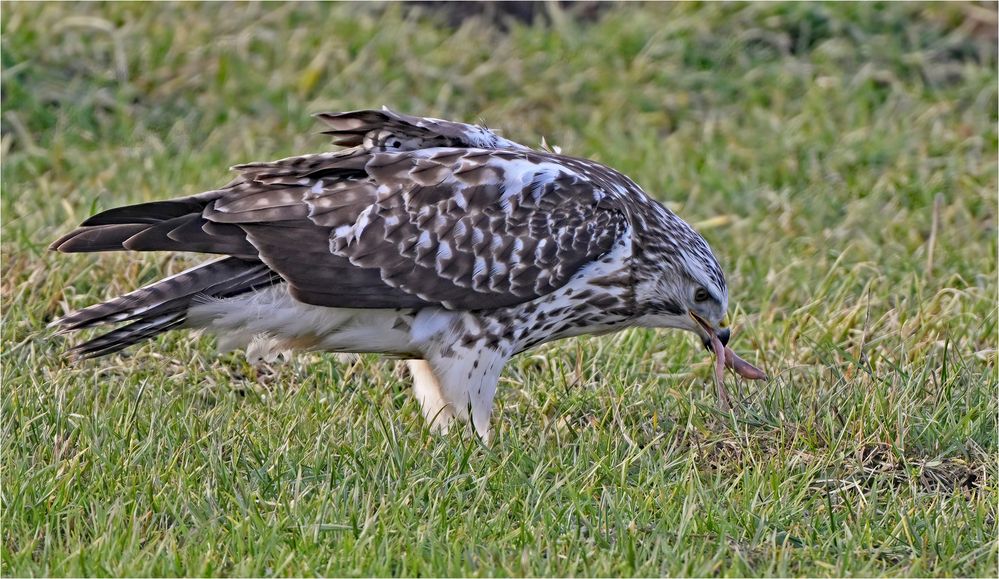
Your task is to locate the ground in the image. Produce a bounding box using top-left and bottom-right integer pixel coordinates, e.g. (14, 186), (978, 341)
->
(2, 2), (996, 576)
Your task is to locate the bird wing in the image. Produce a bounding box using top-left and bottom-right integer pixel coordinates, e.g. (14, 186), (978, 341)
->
(53, 110), (629, 311)
(211, 146), (627, 309)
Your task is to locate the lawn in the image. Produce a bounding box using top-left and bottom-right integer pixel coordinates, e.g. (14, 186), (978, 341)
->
(2, 2), (996, 576)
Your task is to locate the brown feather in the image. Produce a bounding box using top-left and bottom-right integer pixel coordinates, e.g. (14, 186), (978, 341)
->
(52, 109), (630, 316)
(51, 223), (150, 252)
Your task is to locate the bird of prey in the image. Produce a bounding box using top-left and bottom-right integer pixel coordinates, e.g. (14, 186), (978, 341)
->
(50, 108), (766, 440)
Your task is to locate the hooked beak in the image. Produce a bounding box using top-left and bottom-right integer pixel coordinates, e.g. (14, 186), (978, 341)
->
(690, 312), (729, 350)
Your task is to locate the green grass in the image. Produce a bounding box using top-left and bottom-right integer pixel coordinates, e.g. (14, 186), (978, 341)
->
(2, 2), (997, 576)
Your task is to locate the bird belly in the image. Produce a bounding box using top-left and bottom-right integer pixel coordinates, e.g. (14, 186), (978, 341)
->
(187, 284), (430, 356)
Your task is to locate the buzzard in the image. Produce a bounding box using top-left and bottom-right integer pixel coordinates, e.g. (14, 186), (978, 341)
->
(50, 108), (766, 439)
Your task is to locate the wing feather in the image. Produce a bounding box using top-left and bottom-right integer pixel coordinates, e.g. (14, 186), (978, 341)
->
(217, 146), (628, 310)
(53, 110), (632, 313)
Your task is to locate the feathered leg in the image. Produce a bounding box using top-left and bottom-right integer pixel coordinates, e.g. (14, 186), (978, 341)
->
(425, 345), (509, 443)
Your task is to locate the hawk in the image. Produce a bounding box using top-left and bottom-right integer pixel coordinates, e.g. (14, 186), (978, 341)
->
(50, 108), (765, 439)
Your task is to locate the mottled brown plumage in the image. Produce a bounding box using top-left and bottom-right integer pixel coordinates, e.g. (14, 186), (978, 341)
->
(50, 108), (765, 438)
(54, 111), (631, 311)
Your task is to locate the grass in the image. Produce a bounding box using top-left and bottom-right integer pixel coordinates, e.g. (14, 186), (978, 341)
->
(1, 1), (996, 576)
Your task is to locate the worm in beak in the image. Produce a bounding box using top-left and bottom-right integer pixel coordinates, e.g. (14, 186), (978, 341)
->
(689, 313), (767, 410)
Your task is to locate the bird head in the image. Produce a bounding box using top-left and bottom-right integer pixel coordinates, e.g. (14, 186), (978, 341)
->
(633, 210), (730, 350)
(686, 279), (730, 351)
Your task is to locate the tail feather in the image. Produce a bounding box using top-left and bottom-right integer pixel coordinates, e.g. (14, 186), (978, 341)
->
(50, 204), (256, 257)
(50, 223), (151, 253)
(79, 195), (218, 226)
(50, 191), (279, 357)
(52, 257), (279, 358)
(68, 312), (187, 359)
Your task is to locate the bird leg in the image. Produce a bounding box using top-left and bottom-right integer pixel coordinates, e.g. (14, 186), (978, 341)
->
(425, 345), (509, 443)
(407, 359), (455, 434)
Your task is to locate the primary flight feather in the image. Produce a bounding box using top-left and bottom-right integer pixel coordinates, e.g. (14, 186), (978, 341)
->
(50, 108), (765, 438)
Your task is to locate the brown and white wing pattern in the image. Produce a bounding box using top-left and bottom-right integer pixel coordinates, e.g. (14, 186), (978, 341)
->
(53, 109), (631, 313)
(209, 147), (628, 310)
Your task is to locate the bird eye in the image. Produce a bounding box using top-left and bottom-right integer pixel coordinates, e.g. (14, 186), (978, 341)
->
(694, 288), (711, 303)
